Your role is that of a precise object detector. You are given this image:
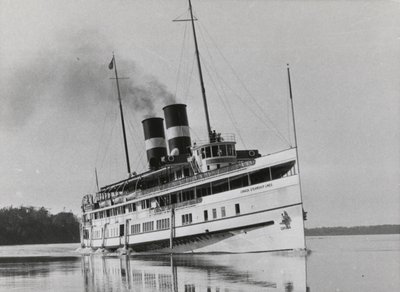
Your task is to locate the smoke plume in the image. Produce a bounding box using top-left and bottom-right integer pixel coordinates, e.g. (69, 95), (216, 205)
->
(0, 29), (176, 129)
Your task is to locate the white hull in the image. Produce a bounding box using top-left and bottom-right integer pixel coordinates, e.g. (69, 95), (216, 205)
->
(152, 204), (305, 253)
(82, 148), (306, 253)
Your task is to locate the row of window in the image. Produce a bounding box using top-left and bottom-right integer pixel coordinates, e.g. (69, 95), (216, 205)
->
(93, 203), (137, 220)
(90, 203), (241, 239)
(90, 162), (294, 221)
(93, 230), (101, 239)
(107, 227), (119, 238)
(204, 204), (239, 221)
(131, 218), (170, 234)
(131, 224), (141, 234)
(156, 218), (170, 230)
(182, 213), (193, 225)
(197, 144), (236, 159)
(143, 221), (154, 232)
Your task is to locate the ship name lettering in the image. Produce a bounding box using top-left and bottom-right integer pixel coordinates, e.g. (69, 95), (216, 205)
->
(240, 183), (272, 193)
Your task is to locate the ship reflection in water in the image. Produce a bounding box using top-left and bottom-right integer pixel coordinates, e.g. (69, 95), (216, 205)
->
(82, 253), (308, 292)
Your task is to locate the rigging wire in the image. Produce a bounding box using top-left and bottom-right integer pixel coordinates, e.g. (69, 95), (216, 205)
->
(117, 81), (148, 174)
(183, 55), (196, 105)
(98, 112), (118, 180)
(174, 15), (189, 98)
(126, 117), (147, 173)
(196, 25), (275, 147)
(91, 99), (117, 192)
(287, 91), (293, 147)
(195, 29), (247, 146)
(197, 22), (291, 147)
(200, 56), (248, 148)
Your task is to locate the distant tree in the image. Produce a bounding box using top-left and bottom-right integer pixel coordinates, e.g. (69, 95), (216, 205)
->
(305, 225), (400, 236)
(0, 206), (80, 245)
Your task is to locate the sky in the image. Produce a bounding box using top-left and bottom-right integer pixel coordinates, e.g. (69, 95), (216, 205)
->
(0, 0), (398, 228)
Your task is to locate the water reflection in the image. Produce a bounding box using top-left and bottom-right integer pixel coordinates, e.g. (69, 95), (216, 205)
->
(82, 253), (308, 292)
(0, 256), (78, 277)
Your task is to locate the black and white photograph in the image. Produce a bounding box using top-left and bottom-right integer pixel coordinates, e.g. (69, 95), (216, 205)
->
(0, 0), (399, 291)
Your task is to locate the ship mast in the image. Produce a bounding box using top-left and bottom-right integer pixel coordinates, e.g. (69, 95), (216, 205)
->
(287, 64), (307, 230)
(110, 54), (131, 176)
(188, 0), (212, 141)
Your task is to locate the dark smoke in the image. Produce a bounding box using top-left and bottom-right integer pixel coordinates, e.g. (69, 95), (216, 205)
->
(1, 29), (175, 128)
(124, 75), (176, 117)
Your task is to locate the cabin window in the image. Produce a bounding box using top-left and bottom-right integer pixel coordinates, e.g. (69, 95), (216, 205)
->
(204, 210), (208, 221)
(141, 199), (150, 209)
(211, 179), (229, 194)
(182, 188), (195, 202)
(229, 173), (249, 190)
(106, 209), (111, 217)
(143, 221), (154, 232)
(158, 195), (170, 207)
(196, 183), (211, 198)
(170, 193), (178, 204)
(219, 145), (227, 156)
(221, 207), (226, 217)
(249, 167), (271, 185)
(94, 213), (98, 219)
(131, 224), (141, 234)
(212, 146), (219, 157)
(235, 203), (240, 215)
(205, 147), (211, 158)
(128, 203), (136, 213)
(227, 144), (234, 156)
(212, 208), (217, 219)
(119, 224), (125, 236)
(183, 168), (190, 177)
(156, 218), (170, 230)
(271, 161), (295, 179)
(182, 213), (192, 225)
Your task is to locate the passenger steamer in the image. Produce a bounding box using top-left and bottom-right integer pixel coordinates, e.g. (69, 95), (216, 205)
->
(80, 0), (306, 253)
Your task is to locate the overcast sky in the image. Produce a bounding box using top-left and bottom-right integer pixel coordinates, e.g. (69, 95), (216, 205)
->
(0, 0), (398, 228)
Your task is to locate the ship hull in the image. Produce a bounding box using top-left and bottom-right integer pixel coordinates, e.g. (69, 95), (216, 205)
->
(138, 204), (305, 254)
(83, 203), (304, 253)
(81, 149), (306, 254)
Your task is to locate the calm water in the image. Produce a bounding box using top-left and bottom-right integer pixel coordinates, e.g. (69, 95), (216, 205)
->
(0, 235), (398, 291)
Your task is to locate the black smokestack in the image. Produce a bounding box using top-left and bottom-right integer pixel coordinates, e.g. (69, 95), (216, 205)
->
(142, 117), (167, 169)
(163, 104), (191, 156)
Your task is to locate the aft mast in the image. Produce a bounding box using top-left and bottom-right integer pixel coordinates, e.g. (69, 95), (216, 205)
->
(188, 0), (212, 141)
(109, 54), (131, 176)
(287, 64), (307, 248)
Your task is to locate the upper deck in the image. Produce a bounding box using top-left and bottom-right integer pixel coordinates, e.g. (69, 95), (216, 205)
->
(82, 148), (298, 214)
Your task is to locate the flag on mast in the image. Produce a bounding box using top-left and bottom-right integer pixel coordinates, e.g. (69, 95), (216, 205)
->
(108, 57), (114, 70)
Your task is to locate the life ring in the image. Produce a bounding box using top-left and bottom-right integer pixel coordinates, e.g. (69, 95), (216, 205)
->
(249, 150), (255, 157)
(168, 155), (175, 162)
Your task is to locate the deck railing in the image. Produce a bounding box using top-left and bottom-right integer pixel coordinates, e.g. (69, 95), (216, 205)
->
(84, 159), (255, 210)
(133, 159), (255, 199)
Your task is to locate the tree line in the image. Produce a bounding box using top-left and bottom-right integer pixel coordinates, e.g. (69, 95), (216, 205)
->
(0, 206), (80, 245)
(305, 224), (400, 236)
